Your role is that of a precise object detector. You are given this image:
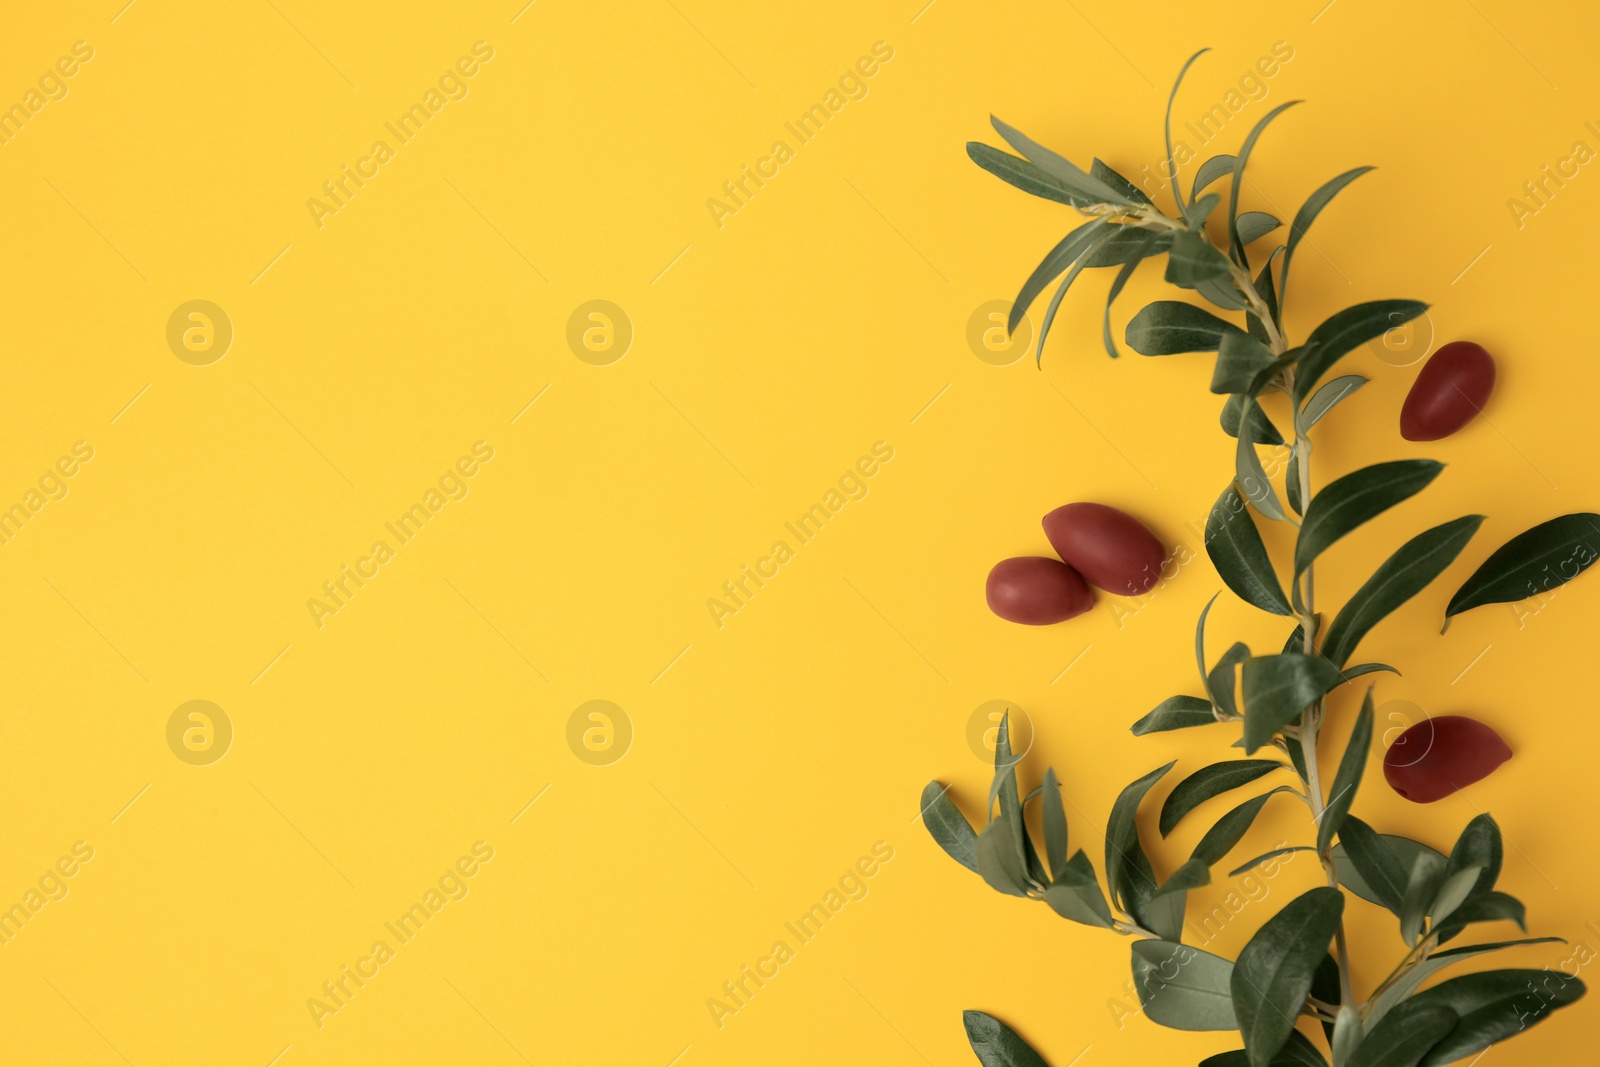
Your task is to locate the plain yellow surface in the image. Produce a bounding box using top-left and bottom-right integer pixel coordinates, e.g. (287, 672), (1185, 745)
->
(3, 1), (1598, 1063)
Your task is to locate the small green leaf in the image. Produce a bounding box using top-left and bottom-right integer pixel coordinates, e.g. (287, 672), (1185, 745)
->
(1196, 274), (1250, 311)
(1044, 850), (1115, 928)
(1433, 891), (1527, 943)
(1035, 226), (1115, 364)
(1222, 394), (1285, 445)
(1400, 849), (1446, 947)
(1227, 845), (1312, 877)
(1226, 101), (1301, 261)
(1008, 221), (1104, 334)
(1184, 192), (1222, 229)
(1298, 375), (1367, 433)
(1294, 301), (1428, 402)
(1365, 938), (1566, 1034)
(1348, 999), (1457, 1067)
(1320, 516), (1485, 667)
(1236, 404), (1286, 522)
(976, 819), (1031, 897)
(1101, 232), (1163, 358)
(1205, 484), (1293, 615)
(1445, 513), (1600, 620)
(1281, 166), (1375, 306)
(1132, 939), (1238, 1031)
(1211, 332), (1278, 395)
(1161, 761), (1283, 837)
(919, 781), (978, 872)
(1207, 642), (1252, 719)
(1317, 688), (1373, 853)
(1085, 225), (1171, 267)
(1126, 301), (1246, 355)
(1247, 248), (1282, 343)
(1443, 814), (1503, 898)
(1192, 154), (1237, 200)
(1106, 762), (1175, 919)
(1165, 49), (1211, 212)
(1330, 1005), (1362, 1067)
(1238, 652), (1347, 753)
(1430, 864), (1483, 926)
(1412, 969), (1586, 1066)
(1231, 887), (1343, 1067)
(1236, 211), (1280, 246)
(1195, 592), (1219, 693)
(1042, 768), (1067, 879)
(1294, 460), (1444, 579)
(967, 141), (1097, 209)
(1147, 857), (1211, 941)
(989, 117), (1133, 206)
(1132, 694), (1216, 735)
(1191, 788), (1297, 867)
(1167, 230), (1234, 288)
(962, 1010), (1050, 1067)
(1333, 818), (1418, 914)
(1091, 157), (1154, 205)
(1285, 444), (1305, 516)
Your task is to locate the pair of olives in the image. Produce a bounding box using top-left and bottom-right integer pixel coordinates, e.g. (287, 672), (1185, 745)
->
(986, 503), (1165, 624)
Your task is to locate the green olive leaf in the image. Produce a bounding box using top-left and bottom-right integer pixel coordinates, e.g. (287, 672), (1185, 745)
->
(1198, 1031), (1329, 1067)
(1443, 814), (1503, 898)
(1008, 220), (1105, 334)
(1132, 939), (1238, 1031)
(1211, 332), (1278, 395)
(1333, 820), (1442, 916)
(1294, 460), (1444, 579)
(1317, 687), (1373, 853)
(1320, 516), (1485, 667)
(1165, 49), (1211, 212)
(1348, 999), (1457, 1067)
(1190, 787), (1297, 867)
(1106, 762), (1175, 919)
(1238, 652), (1347, 753)
(1297, 374), (1367, 433)
(1400, 849), (1446, 947)
(919, 780), (978, 872)
(1126, 300), (1246, 355)
(1280, 166), (1375, 306)
(1364, 937), (1567, 1034)
(1222, 394), (1286, 445)
(1167, 230), (1234, 288)
(1226, 101), (1301, 262)
(1231, 886), (1343, 1067)
(1160, 761), (1283, 837)
(1207, 642), (1252, 719)
(1236, 211), (1280, 246)
(967, 141), (1099, 209)
(1293, 300), (1428, 402)
(962, 1010), (1050, 1067)
(1036, 225), (1116, 365)
(1205, 483), (1293, 615)
(1227, 845), (1313, 877)
(1411, 969), (1586, 1066)
(1041, 767), (1068, 879)
(1191, 153), (1237, 200)
(989, 116), (1133, 206)
(1101, 232), (1164, 359)
(1236, 403), (1286, 522)
(1445, 512), (1600, 622)
(1043, 850), (1115, 928)
(1131, 694), (1216, 735)
(1091, 157), (1154, 205)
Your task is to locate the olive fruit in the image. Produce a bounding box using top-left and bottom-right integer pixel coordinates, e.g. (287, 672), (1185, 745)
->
(1382, 715), (1511, 803)
(1042, 503), (1165, 596)
(1400, 341), (1496, 442)
(986, 557), (1093, 625)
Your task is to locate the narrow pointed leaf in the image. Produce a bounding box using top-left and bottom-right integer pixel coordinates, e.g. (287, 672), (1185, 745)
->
(1298, 374), (1367, 432)
(1036, 226), (1114, 364)
(1192, 153), (1237, 200)
(990, 117), (1132, 205)
(1321, 516), (1484, 667)
(1207, 642), (1252, 719)
(967, 142), (1096, 208)
(1445, 512), (1600, 620)
(1227, 101), (1301, 260)
(1199, 1031), (1328, 1067)
(1237, 403), (1286, 522)
(1132, 694), (1216, 735)
(1238, 652), (1347, 752)
(1365, 938), (1566, 1033)
(1317, 689), (1374, 852)
(1294, 300), (1428, 402)
(1349, 1000), (1457, 1067)
(1443, 814), (1503, 898)
(1228, 845), (1312, 877)
(1008, 220), (1103, 333)
(1334, 817), (1413, 914)
(1295, 460), (1444, 579)
(1165, 49), (1211, 211)
(1236, 211), (1280, 246)
(1044, 850), (1115, 928)
(976, 819), (1031, 897)
(1102, 232), (1163, 358)
(1106, 762), (1174, 918)
(1281, 166), (1375, 305)
(1433, 891), (1527, 943)
(1191, 787), (1296, 866)
(1197, 274), (1250, 311)
(1211, 332), (1278, 394)
(1206, 484), (1293, 615)
(1430, 864), (1484, 926)
(1161, 761), (1283, 837)
(1126, 301), (1246, 355)
(963, 1010), (1050, 1067)
(1042, 768), (1068, 879)
(1413, 969), (1585, 1066)
(1400, 850), (1446, 947)
(1231, 887), (1343, 1067)
(1091, 157), (1153, 204)
(919, 781), (978, 872)
(1222, 393), (1285, 445)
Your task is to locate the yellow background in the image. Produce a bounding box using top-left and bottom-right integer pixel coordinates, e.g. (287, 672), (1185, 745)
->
(3, 0), (1598, 1063)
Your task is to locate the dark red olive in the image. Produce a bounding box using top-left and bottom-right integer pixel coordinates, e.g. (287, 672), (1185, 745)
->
(1042, 503), (1165, 596)
(1400, 341), (1496, 441)
(1383, 715), (1511, 803)
(986, 557), (1093, 624)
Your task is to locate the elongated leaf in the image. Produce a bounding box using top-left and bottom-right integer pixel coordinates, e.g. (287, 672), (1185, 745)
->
(1101, 232), (1163, 358)
(1414, 969), (1586, 1066)
(1294, 300), (1428, 402)
(1433, 891), (1527, 943)
(1365, 938), (1566, 1034)
(1320, 516), (1484, 667)
(1191, 787), (1296, 867)
(1400, 850), (1446, 947)
(1248, 248), (1283, 344)
(1207, 642), (1252, 719)
(1197, 273), (1250, 311)
(1132, 939), (1237, 1031)
(1206, 484), (1293, 615)
(1211, 332), (1278, 394)
(919, 781), (978, 872)
(1008, 221), (1103, 333)
(1044, 849), (1115, 928)
(1294, 460), (1444, 579)
(1318, 689), (1374, 852)
(1335, 818), (1414, 914)
(990, 117), (1132, 206)
(1227, 101), (1301, 261)
(1430, 864), (1483, 926)
(1192, 153), (1237, 200)
(1165, 49), (1210, 211)
(1146, 858), (1211, 940)
(967, 142), (1095, 208)
(1161, 761), (1283, 837)
(976, 819), (1031, 897)
(1041, 768), (1067, 879)
(1106, 762), (1174, 918)
(1085, 225), (1171, 267)
(1236, 211), (1280, 246)
(1237, 403), (1286, 522)
(1281, 166), (1375, 306)
(1443, 814), (1503, 898)
(1091, 157), (1153, 205)
(1132, 694), (1216, 735)
(1285, 444), (1305, 516)
(1231, 887), (1343, 1066)
(1298, 374), (1367, 433)
(1195, 592), (1219, 692)
(1184, 193), (1222, 230)
(1036, 226), (1115, 364)
(1238, 652), (1347, 752)
(1349, 999), (1457, 1067)
(1445, 512), (1600, 620)
(1199, 1031), (1328, 1067)
(963, 1010), (1050, 1067)
(1228, 845), (1312, 877)
(1127, 300), (1245, 355)
(1222, 393), (1285, 446)
(1330, 1005), (1362, 1067)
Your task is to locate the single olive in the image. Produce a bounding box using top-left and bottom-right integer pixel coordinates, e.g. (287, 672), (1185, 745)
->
(1042, 502), (1165, 596)
(986, 557), (1094, 625)
(1382, 715), (1511, 803)
(1400, 341), (1496, 441)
